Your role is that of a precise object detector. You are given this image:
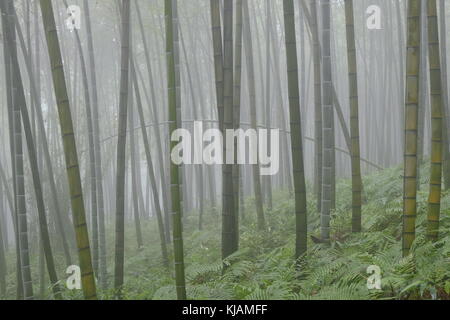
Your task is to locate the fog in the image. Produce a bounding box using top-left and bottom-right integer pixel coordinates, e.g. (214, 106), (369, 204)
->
(0, 0), (449, 300)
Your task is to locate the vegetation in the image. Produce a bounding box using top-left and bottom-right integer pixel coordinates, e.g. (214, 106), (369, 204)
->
(0, 163), (448, 300)
(0, 0), (449, 301)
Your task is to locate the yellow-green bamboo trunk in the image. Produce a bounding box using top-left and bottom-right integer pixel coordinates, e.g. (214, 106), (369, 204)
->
(344, 0), (363, 232)
(61, 0), (99, 280)
(165, 0), (187, 300)
(283, 0), (308, 258)
(39, 0), (97, 299)
(402, 0), (422, 257)
(426, 0), (443, 241)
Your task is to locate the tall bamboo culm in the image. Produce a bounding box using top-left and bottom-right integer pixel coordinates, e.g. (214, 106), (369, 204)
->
(426, 0), (443, 241)
(210, 0), (224, 132)
(130, 60), (169, 267)
(222, 0), (238, 258)
(283, 0), (308, 258)
(114, 0), (131, 297)
(320, 0), (334, 243)
(83, 0), (107, 287)
(61, 0), (98, 280)
(344, 0), (363, 232)
(242, 0), (266, 231)
(5, 1), (62, 299)
(1, 2), (23, 299)
(232, 0), (243, 247)
(1, 0), (33, 299)
(165, 0), (187, 300)
(39, 0), (97, 299)
(439, 1), (450, 192)
(310, 0), (323, 213)
(402, 0), (422, 257)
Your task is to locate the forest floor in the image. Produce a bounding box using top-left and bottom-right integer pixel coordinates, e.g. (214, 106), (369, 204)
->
(3, 161), (450, 300)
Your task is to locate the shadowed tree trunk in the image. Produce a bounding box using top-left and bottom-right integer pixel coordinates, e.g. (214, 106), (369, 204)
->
(344, 0), (363, 233)
(165, 0), (187, 300)
(283, 0), (308, 259)
(222, 0), (238, 260)
(114, 0), (131, 297)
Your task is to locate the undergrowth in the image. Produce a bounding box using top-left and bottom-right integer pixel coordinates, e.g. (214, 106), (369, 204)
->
(2, 162), (450, 300)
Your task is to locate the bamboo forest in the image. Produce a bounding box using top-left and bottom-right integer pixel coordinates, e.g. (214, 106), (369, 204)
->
(0, 0), (450, 302)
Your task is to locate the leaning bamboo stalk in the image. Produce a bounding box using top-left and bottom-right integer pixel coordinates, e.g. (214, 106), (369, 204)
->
(1, 0), (33, 299)
(130, 60), (169, 267)
(5, 2), (62, 298)
(39, 0), (97, 299)
(13, 6), (73, 266)
(61, 0), (99, 277)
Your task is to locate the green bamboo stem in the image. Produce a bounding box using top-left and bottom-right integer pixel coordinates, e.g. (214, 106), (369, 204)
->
(426, 0), (443, 241)
(113, 0), (131, 297)
(402, 0), (422, 257)
(320, 0), (334, 243)
(283, 0), (308, 258)
(344, 0), (363, 232)
(165, 0), (187, 300)
(39, 0), (97, 299)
